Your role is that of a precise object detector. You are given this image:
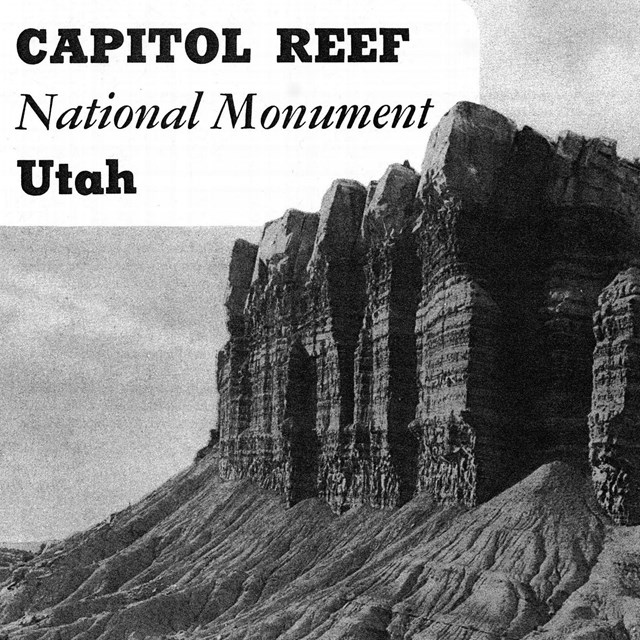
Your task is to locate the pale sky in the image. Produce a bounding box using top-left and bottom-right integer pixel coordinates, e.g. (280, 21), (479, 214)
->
(470, 0), (640, 160)
(0, 228), (259, 541)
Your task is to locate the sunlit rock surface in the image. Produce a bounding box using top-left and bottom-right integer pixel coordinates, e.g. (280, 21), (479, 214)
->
(216, 101), (640, 512)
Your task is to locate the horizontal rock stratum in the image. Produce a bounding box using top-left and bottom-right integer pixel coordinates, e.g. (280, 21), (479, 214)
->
(213, 100), (640, 522)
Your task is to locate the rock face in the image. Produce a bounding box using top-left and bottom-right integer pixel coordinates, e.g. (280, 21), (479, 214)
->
(219, 211), (320, 506)
(352, 163), (421, 508)
(6, 101), (640, 640)
(301, 179), (368, 512)
(217, 239), (258, 477)
(411, 103), (520, 506)
(589, 268), (640, 524)
(540, 132), (640, 467)
(215, 100), (640, 517)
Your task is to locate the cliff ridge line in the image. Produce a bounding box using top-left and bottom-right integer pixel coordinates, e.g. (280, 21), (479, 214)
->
(214, 100), (640, 521)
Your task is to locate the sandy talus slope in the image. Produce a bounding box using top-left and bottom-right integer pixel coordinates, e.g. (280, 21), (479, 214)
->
(0, 456), (633, 640)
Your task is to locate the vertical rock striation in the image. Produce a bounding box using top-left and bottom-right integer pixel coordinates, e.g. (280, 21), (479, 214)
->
(590, 268), (640, 524)
(214, 100), (640, 519)
(217, 239), (258, 477)
(221, 211), (320, 504)
(302, 180), (368, 513)
(408, 102), (640, 507)
(351, 163), (421, 508)
(538, 133), (640, 467)
(411, 102), (519, 505)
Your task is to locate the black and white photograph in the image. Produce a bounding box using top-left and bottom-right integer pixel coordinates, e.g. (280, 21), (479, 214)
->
(1, 1), (640, 639)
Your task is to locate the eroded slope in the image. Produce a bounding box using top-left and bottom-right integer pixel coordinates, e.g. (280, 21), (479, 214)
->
(0, 456), (624, 640)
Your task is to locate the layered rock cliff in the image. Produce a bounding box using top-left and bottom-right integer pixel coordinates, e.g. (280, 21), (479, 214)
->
(215, 100), (640, 520)
(352, 163), (421, 509)
(589, 268), (640, 524)
(4, 101), (640, 640)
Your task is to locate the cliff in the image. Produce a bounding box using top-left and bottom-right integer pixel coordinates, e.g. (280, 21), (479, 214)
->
(590, 268), (640, 524)
(4, 101), (640, 640)
(215, 100), (640, 521)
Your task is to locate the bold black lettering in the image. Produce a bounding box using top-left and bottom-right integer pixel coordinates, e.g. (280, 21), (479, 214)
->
(76, 171), (104, 195)
(276, 29), (311, 63)
(55, 164), (72, 194)
(50, 29), (88, 63)
(315, 28), (344, 62)
(18, 160), (53, 195)
(16, 29), (46, 64)
(221, 29), (251, 62)
(148, 28), (182, 62)
(106, 159), (136, 194)
(127, 29), (147, 63)
(185, 28), (219, 64)
(90, 29), (124, 63)
(347, 29), (377, 62)
(379, 28), (409, 62)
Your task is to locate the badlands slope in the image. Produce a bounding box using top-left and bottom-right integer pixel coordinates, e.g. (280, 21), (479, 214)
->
(0, 453), (634, 640)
